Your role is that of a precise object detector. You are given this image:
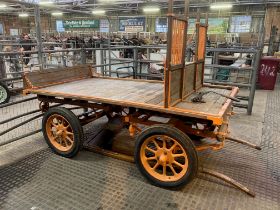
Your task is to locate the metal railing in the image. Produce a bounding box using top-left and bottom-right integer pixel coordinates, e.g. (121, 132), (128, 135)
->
(204, 47), (261, 115)
(0, 45), (261, 115)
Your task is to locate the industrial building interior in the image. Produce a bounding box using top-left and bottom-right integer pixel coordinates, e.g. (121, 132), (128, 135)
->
(0, 0), (280, 210)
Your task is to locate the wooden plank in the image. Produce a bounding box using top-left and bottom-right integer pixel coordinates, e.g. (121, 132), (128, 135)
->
(24, 65), (92, 89)
(183, 63), (195, 97)
(170, 69), (182, 105)
(195, 62), (203, 90)
(129, 88), (163, 103)
(197, 25), (207, 60)
(146, 93), (164, 105)
(118, 83), (161, 103)
(176, 87), (231, 115)
(36, 78), (164, 105)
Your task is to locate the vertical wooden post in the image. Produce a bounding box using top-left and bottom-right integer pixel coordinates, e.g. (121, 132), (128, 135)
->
(164, 0), (174, 108)
(195, 9), (201, 63)
(180, 0), (190, 99)
(194, 9), (201, 91)
(201, 13), (209, 86)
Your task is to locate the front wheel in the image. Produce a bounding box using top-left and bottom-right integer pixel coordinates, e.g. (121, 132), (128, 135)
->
(135, 125), (198, 188)
(0, 82), (10, 104)
(42, 107), (84, 158)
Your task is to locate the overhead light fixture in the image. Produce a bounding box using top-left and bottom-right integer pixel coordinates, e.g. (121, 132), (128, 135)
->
(92, 10), (106, 15)
(97, 0), (120, 3)
(143, 6), (160, 13)
(52, 12), (63, 16)
(210, 3), (232, 10)
(0, 4), (7, 8)
(39, 1), (54, 5)
(19, 13), (29, 17)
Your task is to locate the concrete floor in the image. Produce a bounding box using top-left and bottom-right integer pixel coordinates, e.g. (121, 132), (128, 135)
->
(0, 83), (279, 210)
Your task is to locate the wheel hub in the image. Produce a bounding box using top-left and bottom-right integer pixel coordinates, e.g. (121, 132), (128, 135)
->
(156, 149), (173, 165)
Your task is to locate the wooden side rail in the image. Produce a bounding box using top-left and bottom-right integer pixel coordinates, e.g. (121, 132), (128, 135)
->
(23, 65), (93, 91)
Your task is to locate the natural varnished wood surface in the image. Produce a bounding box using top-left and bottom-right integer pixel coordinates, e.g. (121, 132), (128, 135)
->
(35, 78), (230, 116)
(175, 87), (231, 115)
(39, 78), (165, 105)
(24, 65), (92, 89)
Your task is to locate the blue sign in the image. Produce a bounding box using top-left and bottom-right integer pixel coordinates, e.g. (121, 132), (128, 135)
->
(119, 17), (146, 32)
(155, 18), (168, 32)
(229, 16), (251, 33)
(100, 19), (109, 33)
(56, 20), (65, 32)
(0, 23), (3, 35)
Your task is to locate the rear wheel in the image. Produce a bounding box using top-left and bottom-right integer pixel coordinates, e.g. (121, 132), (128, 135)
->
(0, 82), (10, 104)
(42, 107), (84, 158)
(135, 125), (198, 188)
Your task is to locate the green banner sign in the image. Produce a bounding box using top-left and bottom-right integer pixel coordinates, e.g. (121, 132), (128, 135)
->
(63, 20), (100, 29)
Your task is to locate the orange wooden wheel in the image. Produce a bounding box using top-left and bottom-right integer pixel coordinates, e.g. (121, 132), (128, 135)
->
(46, 114), (74, 152)
(140, 135), (189, 182)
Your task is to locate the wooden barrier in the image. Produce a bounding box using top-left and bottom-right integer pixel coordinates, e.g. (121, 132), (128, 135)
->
(23, 65), (93, 89)
(183, 63), (196, 98)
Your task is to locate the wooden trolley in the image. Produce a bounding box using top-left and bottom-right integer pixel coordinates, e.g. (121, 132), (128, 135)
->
(22, 1), (255, 190)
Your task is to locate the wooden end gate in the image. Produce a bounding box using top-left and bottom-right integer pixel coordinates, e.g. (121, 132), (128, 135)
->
(164, 2), (208, 108)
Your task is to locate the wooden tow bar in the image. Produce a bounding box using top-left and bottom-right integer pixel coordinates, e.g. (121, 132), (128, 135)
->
(200, 168), (256, 197)
(226, 136), (262, 150)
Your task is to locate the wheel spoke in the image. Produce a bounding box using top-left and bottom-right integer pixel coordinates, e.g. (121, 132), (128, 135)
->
(172, 153), (185, 158)
(51, 122), (58, 127)
(169, 164), (177, 175)
(162, 139), (166, 149)
(145, 146), (156, 154)
(66, 131), (74, 136)
(53, 135), (60, 143)
(56, 117), (62, 125)
(169, 142), (178, 152)
(173, 161), (184, 169)
(62, 119), (68, 127)
(152, 162), (159, 170)
(152, 139), (160, 149)
(66, 136), (73, 143)
(162, 163), (166, 176)
(55, 136), (62, 145)
(146, 156), (156, 161)
(65, 138), (71, 147)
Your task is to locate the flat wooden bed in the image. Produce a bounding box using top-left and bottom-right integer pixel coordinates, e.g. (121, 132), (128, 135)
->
(31, 77), (232, 115)
(24, 71), (237, 125)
